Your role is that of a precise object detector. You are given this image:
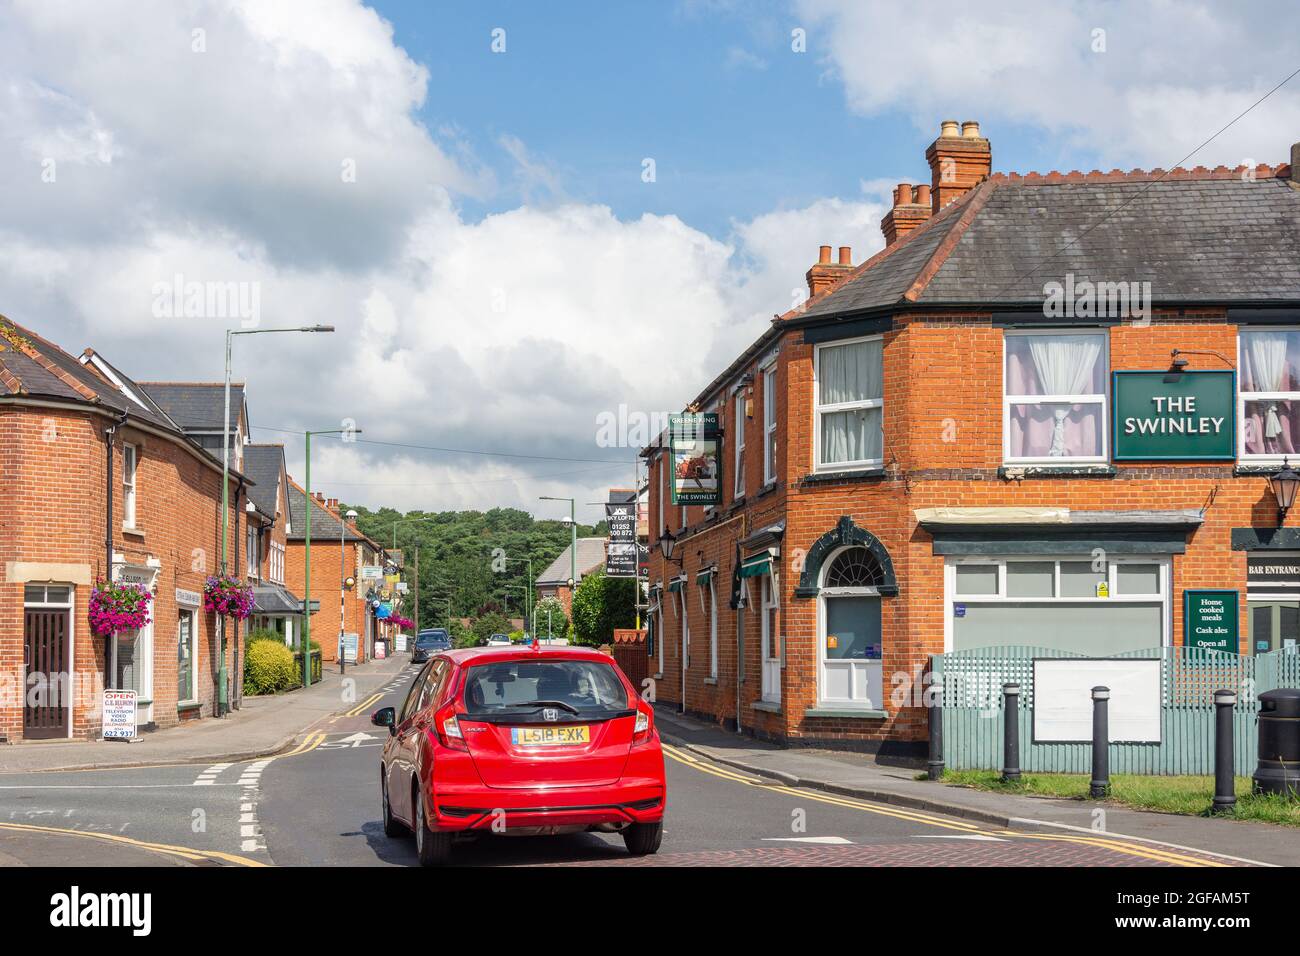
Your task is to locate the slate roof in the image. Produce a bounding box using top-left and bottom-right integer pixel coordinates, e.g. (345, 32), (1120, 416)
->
(136, 382), (246, 431)
(285, 480), (369, 543)
(252, 582), (303, 615)
(243, 444), (286, 519)
(0, 315), (186, 435)
(537, 537), (607, 585)
(799, 166), (1300, 320)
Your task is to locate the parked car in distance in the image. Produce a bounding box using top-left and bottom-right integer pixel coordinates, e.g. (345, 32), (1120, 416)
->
(372, 645), (665, 866)
(412, 628), (451, 663)
(485, 633), (510, 646)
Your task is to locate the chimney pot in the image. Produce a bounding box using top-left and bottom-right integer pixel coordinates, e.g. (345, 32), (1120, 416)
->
(1292, 142), (1300, 183)
(940, 119), (960, 138)
(837, 246), (851, 266)
(961, 120), (981, 139)
(927, 117), (992, 213)
(914, 183), (931, 206)
(818, 245), (832, 264)
(894, 183), (912, 206)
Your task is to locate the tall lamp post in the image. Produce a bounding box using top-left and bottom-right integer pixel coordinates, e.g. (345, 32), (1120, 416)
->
(340, 508), (358, 674)
(219, 324), (333, 715)
(301, 426), (361, 690)
(539, 495), (577, 606)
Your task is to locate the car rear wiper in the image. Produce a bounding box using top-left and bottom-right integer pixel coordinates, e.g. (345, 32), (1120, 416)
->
(505, 699), (580, 715)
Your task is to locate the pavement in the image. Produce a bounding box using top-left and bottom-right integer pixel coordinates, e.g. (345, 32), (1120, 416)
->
(0, 653), (409, 774)
(652, 703), (1300, 868)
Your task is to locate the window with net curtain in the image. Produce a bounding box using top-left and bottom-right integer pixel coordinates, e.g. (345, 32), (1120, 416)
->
(1004, 331), (1107, 461)
(1240, 329), (1300, 457)
(816, 337), (883, 468)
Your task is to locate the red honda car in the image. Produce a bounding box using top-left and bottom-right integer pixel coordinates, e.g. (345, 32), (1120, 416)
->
(372, 644), (665, 866)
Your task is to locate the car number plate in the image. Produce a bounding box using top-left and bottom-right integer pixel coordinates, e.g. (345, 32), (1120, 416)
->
(511, 725), (590, 746)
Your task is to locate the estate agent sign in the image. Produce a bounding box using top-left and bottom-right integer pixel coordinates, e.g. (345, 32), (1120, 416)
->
(669, 412), (721, 506)
(1112, 370), (1235, 461)
(1184, 589), (1239, 652)
(605, 501), (637, 578)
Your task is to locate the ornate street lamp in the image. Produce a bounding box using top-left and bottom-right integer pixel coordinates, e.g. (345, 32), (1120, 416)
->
(657, 529), (682, 566)
(1269, 458), (1300, 524)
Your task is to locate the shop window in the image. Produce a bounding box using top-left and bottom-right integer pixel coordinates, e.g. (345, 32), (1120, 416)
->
(948, 557), (1168, 655)
(1004, 330), (1108, 463)
(1240, 329), (1300, 459)
(814, 336), (883, 470)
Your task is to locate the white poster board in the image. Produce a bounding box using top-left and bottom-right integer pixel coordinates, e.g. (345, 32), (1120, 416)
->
(341, 633), (360, 663)
(1032, 659), (1161, 743)
(395, 635), (408, 653)
(102, 690), (138, 740)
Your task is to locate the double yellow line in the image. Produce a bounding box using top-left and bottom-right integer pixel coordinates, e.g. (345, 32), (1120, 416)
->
(343, 693), (383, 718)
(277, 731), (327, 759)
(660, 743), (1227, 867)
(0, 821), (266, 867)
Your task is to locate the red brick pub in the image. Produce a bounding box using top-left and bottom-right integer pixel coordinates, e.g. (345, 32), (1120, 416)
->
(642, 120), (1300, 756)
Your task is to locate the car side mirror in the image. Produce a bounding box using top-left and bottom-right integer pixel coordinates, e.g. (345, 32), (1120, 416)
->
(371, 706), (396, 735)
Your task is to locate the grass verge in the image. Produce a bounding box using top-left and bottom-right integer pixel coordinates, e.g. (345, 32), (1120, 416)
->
(939, 769), (1300, 827)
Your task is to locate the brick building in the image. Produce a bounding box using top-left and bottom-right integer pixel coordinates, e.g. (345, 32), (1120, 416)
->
(284, 483), (394, 663)
(0, 317), (246, 740)
(241, 443), (303, 646)
(642, 120), (1300, 756)
(535, 537), (606, 614)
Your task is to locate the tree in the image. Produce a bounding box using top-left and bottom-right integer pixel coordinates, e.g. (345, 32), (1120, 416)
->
(532, 595), (570, 640)
(570, 570), (636, 646)
(471, 610), (512, 646)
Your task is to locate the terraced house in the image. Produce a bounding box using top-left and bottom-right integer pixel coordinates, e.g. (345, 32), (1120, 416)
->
(642, 120), (1300, 755)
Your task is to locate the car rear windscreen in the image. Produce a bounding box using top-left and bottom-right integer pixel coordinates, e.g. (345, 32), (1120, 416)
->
(461, 659), (630, 718)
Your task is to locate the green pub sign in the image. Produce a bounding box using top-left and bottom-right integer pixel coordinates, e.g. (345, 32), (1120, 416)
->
(1112, 370), (1235, 461)
(1183, 589), (1239, 652)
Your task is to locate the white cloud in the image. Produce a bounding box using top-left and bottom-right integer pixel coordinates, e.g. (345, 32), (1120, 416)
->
(796, 0), (1300, 168)
(0, 0), (875, 520)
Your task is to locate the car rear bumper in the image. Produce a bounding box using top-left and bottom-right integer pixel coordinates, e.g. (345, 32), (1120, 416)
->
(428, 778), (665, 832)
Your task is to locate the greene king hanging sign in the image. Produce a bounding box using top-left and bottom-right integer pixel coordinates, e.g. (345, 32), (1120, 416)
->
(1111, 370), (1235, 461)
(669, 412), (721, 506)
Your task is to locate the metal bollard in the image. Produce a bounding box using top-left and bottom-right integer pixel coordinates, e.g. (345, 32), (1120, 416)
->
(1001, 683), (1021, 783)
(1089, 686), (1110, 798)
(927, 676), (945, 781)
(1213, 689), (1236, 813)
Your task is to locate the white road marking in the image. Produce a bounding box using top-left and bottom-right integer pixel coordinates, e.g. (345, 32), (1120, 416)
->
(760, 836), (853, 845)
(914, 835), (1008, 842)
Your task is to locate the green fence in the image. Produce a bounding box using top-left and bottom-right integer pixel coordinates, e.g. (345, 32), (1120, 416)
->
(932, 645), (1300, 775)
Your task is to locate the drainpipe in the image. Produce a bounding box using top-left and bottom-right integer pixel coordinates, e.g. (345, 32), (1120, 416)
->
(103, 410), (129, 693)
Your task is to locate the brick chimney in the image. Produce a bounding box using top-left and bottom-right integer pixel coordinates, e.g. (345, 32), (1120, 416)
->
(805, 245), (853, 300)
(1292, 141), (1300, 185)
(881, 182), (932, 246)
(327, 497), (339, 510)
(926, 119), (991, 212)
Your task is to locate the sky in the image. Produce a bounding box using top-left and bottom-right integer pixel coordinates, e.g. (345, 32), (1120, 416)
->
(2, 0), (1299, 522)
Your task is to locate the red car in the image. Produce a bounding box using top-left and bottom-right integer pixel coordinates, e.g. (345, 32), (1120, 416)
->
(372, 644), (665, 866)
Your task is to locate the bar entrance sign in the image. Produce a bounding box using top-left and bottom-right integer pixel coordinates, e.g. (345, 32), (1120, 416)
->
(1184, 589), (1238, 652)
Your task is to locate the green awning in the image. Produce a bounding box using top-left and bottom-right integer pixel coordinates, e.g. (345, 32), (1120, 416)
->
(695, 567), (717, 585)
(667, 577), (685, 593)
(738, 551), (774, 578)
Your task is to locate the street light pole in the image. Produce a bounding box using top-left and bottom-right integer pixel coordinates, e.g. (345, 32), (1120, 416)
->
(301, 425), (359, 690)
(219, 324), (333, 715)
(340, 508), (358, 675)
(539, 494), (577, 607)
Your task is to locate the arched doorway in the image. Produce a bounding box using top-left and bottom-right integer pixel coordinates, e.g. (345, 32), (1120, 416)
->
(817, 545), (887, 709)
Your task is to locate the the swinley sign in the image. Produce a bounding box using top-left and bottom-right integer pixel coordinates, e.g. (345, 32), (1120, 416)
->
(1112, 370), (1235, 461)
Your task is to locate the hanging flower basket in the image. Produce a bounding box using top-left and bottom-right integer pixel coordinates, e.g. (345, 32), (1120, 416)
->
(389, 615), (414, 631)
(204, 575), (254, 620)
(88, 580), (153, 636)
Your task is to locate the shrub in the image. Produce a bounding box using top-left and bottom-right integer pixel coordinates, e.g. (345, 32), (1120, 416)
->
(243, 627), (283, 650)
(244, 639), (299, 695)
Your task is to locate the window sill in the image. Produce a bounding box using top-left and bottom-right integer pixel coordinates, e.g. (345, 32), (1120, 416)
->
(652, 672), (664, 680)
(704, 677), (718, 686)
(804, 707), (887, 719)
(998, 464), (1116, 479)
(177, 701), (200, 712)
(800, 468), (886, 485)
(122, 526), (145, 537)
(756, 480), (779, 499)
(752, 700), (781, 714)
(1236, 463), (1287, 476)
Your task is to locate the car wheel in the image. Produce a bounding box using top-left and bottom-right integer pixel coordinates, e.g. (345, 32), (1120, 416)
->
(413, 787), (452, 867)
(381, 772), (406, 838)
(622, 820), (663, 856)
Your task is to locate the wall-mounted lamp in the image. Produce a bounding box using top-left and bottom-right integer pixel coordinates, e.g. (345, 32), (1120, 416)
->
(657, 529), (683, 566)
(1269, 458), (1300, 524)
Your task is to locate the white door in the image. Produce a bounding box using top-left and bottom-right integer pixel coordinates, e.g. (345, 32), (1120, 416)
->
(819, 592), (882, 707)
(760, 575), (781, 704)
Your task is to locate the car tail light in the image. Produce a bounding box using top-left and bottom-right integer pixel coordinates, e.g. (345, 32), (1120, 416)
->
(435, 702), (468, 751)
(633, 706), (653, 745)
